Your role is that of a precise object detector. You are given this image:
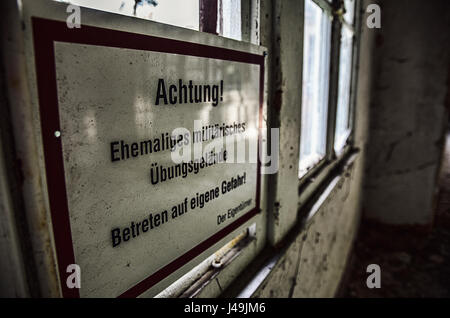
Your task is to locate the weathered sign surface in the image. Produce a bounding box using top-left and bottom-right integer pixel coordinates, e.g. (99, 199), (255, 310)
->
(27, 3), (264, 297)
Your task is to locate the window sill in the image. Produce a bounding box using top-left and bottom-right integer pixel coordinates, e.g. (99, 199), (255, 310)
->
(299, 153), (326, 179)
(298, 143), (354, 219)
(334, 129), (352, 156)
(155, 224), (259, 298)
(304, 148), (358, 226)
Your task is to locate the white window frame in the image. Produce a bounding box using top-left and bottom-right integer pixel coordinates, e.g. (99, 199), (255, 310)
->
(298, 0), (360, 213)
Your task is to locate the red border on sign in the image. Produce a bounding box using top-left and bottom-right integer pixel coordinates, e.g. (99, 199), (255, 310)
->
(32, 17), (264, 298)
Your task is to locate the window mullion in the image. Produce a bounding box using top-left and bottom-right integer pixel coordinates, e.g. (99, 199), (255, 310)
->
(347, 0), (362, 145)
(325, 13), (342, 161)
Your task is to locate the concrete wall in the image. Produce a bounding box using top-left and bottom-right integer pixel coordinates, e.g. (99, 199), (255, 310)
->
(253, 155), (364, 297)
(264, 0), (304, 245)
(364, 0), (450, 225)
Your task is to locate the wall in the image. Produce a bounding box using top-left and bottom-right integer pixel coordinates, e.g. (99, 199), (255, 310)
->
(265, 0), (304, 245)
(364, 0), (450, 225)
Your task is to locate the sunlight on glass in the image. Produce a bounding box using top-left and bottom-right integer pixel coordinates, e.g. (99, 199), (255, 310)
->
(54, 0), (199, 30)
(334, 25), (353, 153)
(221, 0), (242, 41)
(343, 0), (355, 25)
(299, 0), (331, 178)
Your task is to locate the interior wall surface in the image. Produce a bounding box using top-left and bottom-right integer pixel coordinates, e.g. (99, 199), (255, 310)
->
(363, 0), (450, 226)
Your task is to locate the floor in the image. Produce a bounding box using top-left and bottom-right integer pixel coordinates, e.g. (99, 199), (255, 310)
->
(342, 134), (450, 298)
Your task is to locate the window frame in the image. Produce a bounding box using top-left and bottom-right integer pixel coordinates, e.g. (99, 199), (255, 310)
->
(298, 0), (334, 185)
(298, 0), (333, 179)
(298, 0), (360, 212)
(334, 3), (358, 156)
(331, 0), (359, 159)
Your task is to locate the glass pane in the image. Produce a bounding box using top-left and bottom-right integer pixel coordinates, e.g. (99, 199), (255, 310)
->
(54, 0), (199, 31)
(343, 0), (355, 25)
(221, 0), (242, 41)
(299, 0), (332, 177)
(334, 25), (353, 153)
